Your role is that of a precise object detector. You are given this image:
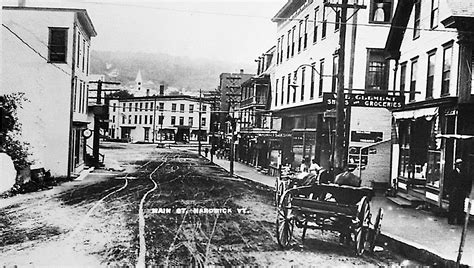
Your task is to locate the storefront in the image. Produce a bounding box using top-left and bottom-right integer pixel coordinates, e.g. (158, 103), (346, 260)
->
(393, 99), (474, 207)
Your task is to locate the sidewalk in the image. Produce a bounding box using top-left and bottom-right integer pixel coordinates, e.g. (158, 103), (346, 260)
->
(204, 155), (474, 267)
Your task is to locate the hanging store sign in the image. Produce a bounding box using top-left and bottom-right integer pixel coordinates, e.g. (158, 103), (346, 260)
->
(323, 93), (404, 109)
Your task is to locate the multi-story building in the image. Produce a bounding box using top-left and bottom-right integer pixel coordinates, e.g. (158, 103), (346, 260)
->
(385, 0), (474, 207)
(2, 5), (96, 177)
(218, 70), (254, 133)
(270, 0), (399, 186)
(237, 46), (279, 170)
(108, 96), (211, 143)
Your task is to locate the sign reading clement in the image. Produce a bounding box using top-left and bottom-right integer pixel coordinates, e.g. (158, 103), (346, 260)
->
(323, 93), (404, 109)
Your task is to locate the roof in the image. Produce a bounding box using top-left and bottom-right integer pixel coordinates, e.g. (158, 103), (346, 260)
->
(441, 0), (474, 30)
(3, 6), (97, 37)
(115, 95), (212, 104)
(272, 0), (306, 23)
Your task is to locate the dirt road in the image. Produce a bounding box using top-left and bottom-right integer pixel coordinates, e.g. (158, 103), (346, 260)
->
(0, 142), (421, 266)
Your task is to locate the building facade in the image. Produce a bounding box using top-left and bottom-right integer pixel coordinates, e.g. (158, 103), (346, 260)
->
(270, 0), (398, 186)
(385, 0), (474, 207)
(2, 6), (96, 177)
(108, 96), (211, 143)
(237, 46), (279, 170)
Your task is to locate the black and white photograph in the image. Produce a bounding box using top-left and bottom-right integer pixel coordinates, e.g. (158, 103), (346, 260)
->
(1, 0), (474, 266)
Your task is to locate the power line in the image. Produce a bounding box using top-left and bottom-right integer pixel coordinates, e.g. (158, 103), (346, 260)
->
(2, 23), (73, 76)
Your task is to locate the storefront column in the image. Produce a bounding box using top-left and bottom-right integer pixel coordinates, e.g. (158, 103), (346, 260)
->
(457, 34), (474, 103)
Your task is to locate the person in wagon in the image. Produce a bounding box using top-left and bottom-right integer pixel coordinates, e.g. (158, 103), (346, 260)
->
(299, 159), (308, 173)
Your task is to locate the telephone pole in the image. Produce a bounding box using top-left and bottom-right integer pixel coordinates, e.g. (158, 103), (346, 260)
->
(198, 89), (202, 156)
(325, 0), (365, 172)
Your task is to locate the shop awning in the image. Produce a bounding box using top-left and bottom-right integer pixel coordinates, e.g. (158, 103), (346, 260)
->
(393, 107), (438, 120)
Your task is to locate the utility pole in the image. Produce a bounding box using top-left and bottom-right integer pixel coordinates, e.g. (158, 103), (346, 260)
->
(325, 0), (365, 172)
(89, 80), (120, 167)
(152, 96), (157, 143)
(198, 89), (202, 156)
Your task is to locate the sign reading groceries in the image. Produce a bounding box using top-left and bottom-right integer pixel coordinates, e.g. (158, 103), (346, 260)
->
(323, 93), (404, 109)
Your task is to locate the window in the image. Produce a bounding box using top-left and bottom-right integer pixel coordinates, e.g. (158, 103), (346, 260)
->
(86, 45), (90, 75)
(112, 115), (115, 123)
(171, 116), (176, 125)
(129, 103), (132, 112)
(313, 8), (319, 43)
(287, 31), (291, 59)
(442, 43), (453, 96)
(203, 105), (207, 112)
(291, 26), (296, 57)
(113, 103), (116, 112)
(366, 49), (389, 91)
(122, 115), (126, 124)
(145, 103), (148, 111)
(304, 15), (309, 49)
(48, 28), (68, 63)
(310, 63), (315, 99)
(189, 104), (194, 113)
(135, 103), (138, 111)
(293, 71), (297, 103)
(180, 104), (185, 113)
(77, 32), (81, 67)
(370, 0), (393, 23)
(189, 117), (193, 126)
(82, 39), (86, 72)
(139, 115), (142, 124)
(280, 35), (284, 63)
(430, 0), (439, 29)
(300, 67), (305, 101)
(399, 62), (407, 95)
(179, 116), (184, 125)
(298, 21), (302, 53)
(322, 7), (327, 39)
(201, 117), (206, 126)
(78, 81), (83, 113)
(332, 55), (338, 93)
(172, 103), (177, 112)
(159, 115), (164, 125)
(281, 76), (285, 105)
(413, 0), (421, 39)
(128, 115), (132, 124)
(134, 115), (138, 124)
(287, 73), (291, 104)
(144, 115), (148, 124)
(335, 8), (341, 31)
(123, 102), (125, 112)
(159, 102), (164, 111)
(426, 51), (436, 99)
(150, 115), (153, 124)
(410, 58), (418, 101)
(139, 103), (143, 111)
(276, 38), (280, 65)
(319, 60), (325, 96)
(275, 79), (279, 107)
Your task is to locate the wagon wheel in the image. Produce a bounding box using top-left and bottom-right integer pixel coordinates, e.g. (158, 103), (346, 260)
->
(354, 196), (370, 256)
(275, 178), (286, 207)
(369, 207), (384, 253)
(276, 191), (294, 248)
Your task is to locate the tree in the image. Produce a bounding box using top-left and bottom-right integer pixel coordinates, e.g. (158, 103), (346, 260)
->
(107, 90), (134, 99)
(0, 93), (30, 170)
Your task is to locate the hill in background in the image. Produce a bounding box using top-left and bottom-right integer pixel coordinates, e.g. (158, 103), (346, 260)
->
(90, 50), (255, 95)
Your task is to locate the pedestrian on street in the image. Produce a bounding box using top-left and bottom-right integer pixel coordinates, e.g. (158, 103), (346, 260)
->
(447, 158), (472, 225)
(299, 159), (308, 173)
(204, 147), (209, 157)
(309, 158), (322, 175)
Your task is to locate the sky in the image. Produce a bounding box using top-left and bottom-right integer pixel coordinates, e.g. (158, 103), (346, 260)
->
(3, 0), (286, 65)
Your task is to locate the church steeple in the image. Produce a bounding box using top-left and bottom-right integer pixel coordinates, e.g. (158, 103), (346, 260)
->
(135, 70), (143, 91)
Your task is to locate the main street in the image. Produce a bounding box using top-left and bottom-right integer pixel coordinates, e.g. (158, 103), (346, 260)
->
(1, 142), (421, 266)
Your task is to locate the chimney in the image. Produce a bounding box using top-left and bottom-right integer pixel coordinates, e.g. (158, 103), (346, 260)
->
(18, 0), (26, 7)
(146, 89), (150, 97)
(159, 85), (165, 96)
(240, 69), (244, 74)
